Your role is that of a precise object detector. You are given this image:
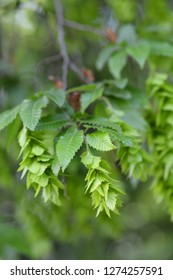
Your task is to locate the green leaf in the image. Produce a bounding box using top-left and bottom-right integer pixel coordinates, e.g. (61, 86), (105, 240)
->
(127, 42), (150, 68)
(91, 191), (102, 209)
(81, 151), (95, 166)
(90, 176), (104, 192)
(82, 123), (133, 147)
(108, 50), (127, 79)
(106, 192), (117, 211)
(114, 78), (128, 89)
(81, 88), (103, 113)
(45, 88), (65, 107)
(163, 154), (173, 180)
(149, 41), (173, 57)
(56, 126), (83, 171)
(147, 72), (167, 88)
(35, 114), (70, 131)
(163, 103), (173, 111)
(31, 145), (45, 156)
(28, 162), (49, 176)
(81, 152), (101, 170)
(96, 45), (118, 70)
(6, 115), (21, 149)
(66, 84), (97, 93)
(86, 131), (115, 151)
(51, 156), (61, 176)
(36, 174), (49, 188)
(27, 172), (49, 188)
(0, 105), (20, 131)
(80, 117), (122, 132)
(18, 127), (28, 148)
(42, 184), (62, 206)
(20, 96), (48, 130)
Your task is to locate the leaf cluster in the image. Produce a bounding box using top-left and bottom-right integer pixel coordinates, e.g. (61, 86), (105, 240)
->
(96, 39), (173, 80)
(147, 73), (173, 219)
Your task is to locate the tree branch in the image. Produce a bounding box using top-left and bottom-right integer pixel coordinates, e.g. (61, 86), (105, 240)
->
(54, 0), (69, 89)
(69, 62), (89, 84)
(64, 19), (105, 36)
(49, 0), (94, 88)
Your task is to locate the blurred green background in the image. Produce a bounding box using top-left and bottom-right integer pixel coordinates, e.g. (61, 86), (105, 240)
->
(1, 0), (173, 260)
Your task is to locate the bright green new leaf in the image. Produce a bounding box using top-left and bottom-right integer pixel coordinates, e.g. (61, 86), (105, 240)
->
(80, 117), (122, 133)
(20, 96), (48, 130)
(6, 116), (21, 149)
(51, 156), (61, 176)
(0, 105), (20, 131)
(42, 184), (62, 206)
(163, 154), (173, 180)
(45, 88), (65, 107)
(28, 162), (49, 176)
(81, 88), (103, 113)
(33, 173), (49, 187)
(31, 145), (45, 156)
(56, 126), (83, 171)
(80, 151), (95, 166)
(18, 127), (28, 148)
(86, 131), (115, 151)
(108, 50), (127, 79)
(106, 192), (117, 211)
(90, 176), (104, 192)
(127, 42), (150, 68)
(81, 152), (101, 169)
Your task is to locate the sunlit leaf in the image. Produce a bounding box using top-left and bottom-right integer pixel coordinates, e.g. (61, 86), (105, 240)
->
(86, 131), (115, 151)
(56, 126), (83, 171)
(0, 105), (20, 131)
(20, 96), (48, 130)
(108, 50), (127, 79)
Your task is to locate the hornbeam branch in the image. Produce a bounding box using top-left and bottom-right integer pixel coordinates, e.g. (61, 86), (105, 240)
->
(54, 0), (69, 89)
(64, 19), (105, 36)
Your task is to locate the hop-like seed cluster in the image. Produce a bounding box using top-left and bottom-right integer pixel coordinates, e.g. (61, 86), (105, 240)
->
(18, 127), (64, 205)
(148, 73), (173, 219)
(116, 124), (152, 181)
(81, 151), (123, 217)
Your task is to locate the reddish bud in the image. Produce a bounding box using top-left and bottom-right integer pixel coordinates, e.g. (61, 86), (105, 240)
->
(82, 68), (95, 82)
(106, 28), (117, 43)
(48, 75), (64, 89)
(55, 80), (64, 89)
(68, 92), (81, 111)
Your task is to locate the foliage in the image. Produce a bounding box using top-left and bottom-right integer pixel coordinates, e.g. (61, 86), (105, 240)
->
(147, 73), (173, 219)
(1, 0), (173, 260)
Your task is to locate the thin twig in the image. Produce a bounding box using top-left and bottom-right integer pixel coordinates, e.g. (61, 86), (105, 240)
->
(35, 54), (61, 90)
(54, 0), (69, 89)
(64, 19), (105, 36)
(69, 61), (89, 84)
(36, 0), (94, 89)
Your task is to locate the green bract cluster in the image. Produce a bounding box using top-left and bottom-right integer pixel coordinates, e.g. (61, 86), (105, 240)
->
(81, 152), (123, 217)
(18, 127), (64, 206)
(147, 73), (173, 219)
(116, 124), (152, 181)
